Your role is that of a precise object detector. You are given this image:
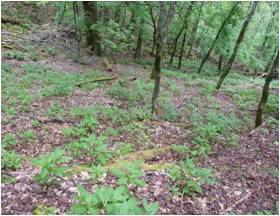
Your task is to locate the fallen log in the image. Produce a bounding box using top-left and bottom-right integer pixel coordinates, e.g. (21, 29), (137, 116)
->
(75, 76), (119, 87)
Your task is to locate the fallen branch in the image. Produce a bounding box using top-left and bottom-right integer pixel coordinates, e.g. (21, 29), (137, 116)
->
(29, 116), (75, 124)
(2, 44), (29, 52)
(75, 76), (118, 87)
(2, 31), (43, 43)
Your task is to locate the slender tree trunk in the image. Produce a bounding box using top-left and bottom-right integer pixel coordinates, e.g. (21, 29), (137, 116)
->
(261, 11), (275, 50)
(83, 1), (102, 56)
(178, 31), (187, 70)
(177, 2), (194, 69)
(186, 2), (204, 59)
(149, 6), (157, 56)
(151, 2), (176, 114)
(134, 18), (144, 59)
(169, 26), (184, 65)
(255, 50), (279, 127)
(218, 54), (223, 73)
(264, 46), (277, 72)
(169, 2), (193, 66)
(216, 2), (258, 89)
(197, 2), (239, 74)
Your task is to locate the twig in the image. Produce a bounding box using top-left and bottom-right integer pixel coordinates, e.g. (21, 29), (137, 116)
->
(224, 191), (251, 213)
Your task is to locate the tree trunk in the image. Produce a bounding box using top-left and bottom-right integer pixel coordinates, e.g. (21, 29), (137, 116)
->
(177, 2), (194, 69)
(169, 26), (184, 65)
(169, 2), (193, 66)
(255, 50), (278, 127)
(149, 6), (157, 56)
(197, 2), (239, 74)
(82, 1), (102, 56)
(178, 31), (187, 70)
(218, 54), (223, 73)
(151, 2), (176, 114)
(216, 2), (258, 89)
(186, 2), (204, 59)
(134, 18), (144, 59)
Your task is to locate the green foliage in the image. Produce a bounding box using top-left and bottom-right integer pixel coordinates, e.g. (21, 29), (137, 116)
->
(32, 149), (71, 184)
(142, 198), (159, 215)
(3, 51), (24, 60)
(68, 184), (158, 215)
(45, 101), (65, 120)
(19, 130), (35, 142)
(46, 47), (57, 56)
(40, 82), (73, 97)
(171, 144), (190, 159)
(89, 165), (104, 182)
(2, 133), (16, 148)
(33, 205), (57, 215)
(165, 79), (181, 96)
(32, 119), (41, 128)
(168, 159), (215, 195)
(158, 97), (178, 121)
(117, 143), (133, 156)
(62, 115), (99, 138)
(68, 134), (112, 165)
(1, 150), (22, 170)
(111, 160), (146, 187)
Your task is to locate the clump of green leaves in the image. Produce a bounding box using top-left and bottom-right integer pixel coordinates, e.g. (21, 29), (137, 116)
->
(89, 165), (105, 182)
(33, 205), (57, 215)
(68, 184), (159, 215)
(2, 133), (16, 148)
(45, 101), (65, 120)
(32, 149), (71, 184)
(68, 134), (112, 165)
(1, 150), (22, 170)
(158, 97), (178, 121)
(169, 159), (215, 195)
(3, 51), (24, 60)
(171, 144), (190, 159)
(62, 115), (99, 138)
(19, 130), (36, 142)
(111, 160), (146, 187)
(117, 143), (133, 156)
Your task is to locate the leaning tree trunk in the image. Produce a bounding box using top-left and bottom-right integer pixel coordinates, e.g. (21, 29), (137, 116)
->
(255, 50), (279, 127)
(218, 54), (223, 73)
(197, 2), (239, 74)
(169, 25), (184, 65)
(216, 2), (258, 89)
(151, 2), (176, 114)
(186, 2), (204, 59)
(82, 1), (102, 56)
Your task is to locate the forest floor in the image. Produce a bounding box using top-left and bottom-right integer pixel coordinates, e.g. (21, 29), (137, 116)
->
(1, 24), (279, 215)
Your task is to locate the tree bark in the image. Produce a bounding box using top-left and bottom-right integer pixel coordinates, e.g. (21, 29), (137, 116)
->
(197, 2), (239, 74)
(216, 2), (258, 89)
(186, 2), (204, 59)
(255, 50), (278, 127)
(218, 54), (223, 73)
(82, 1), (102, 56)
(169, 2), (193, 66)
(151, 2), (176, 114)
(134, 18), (144, 59)
(149, 6), (157, 56)
(177, 2), (194, 69)
(169, 26), (184, 65)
